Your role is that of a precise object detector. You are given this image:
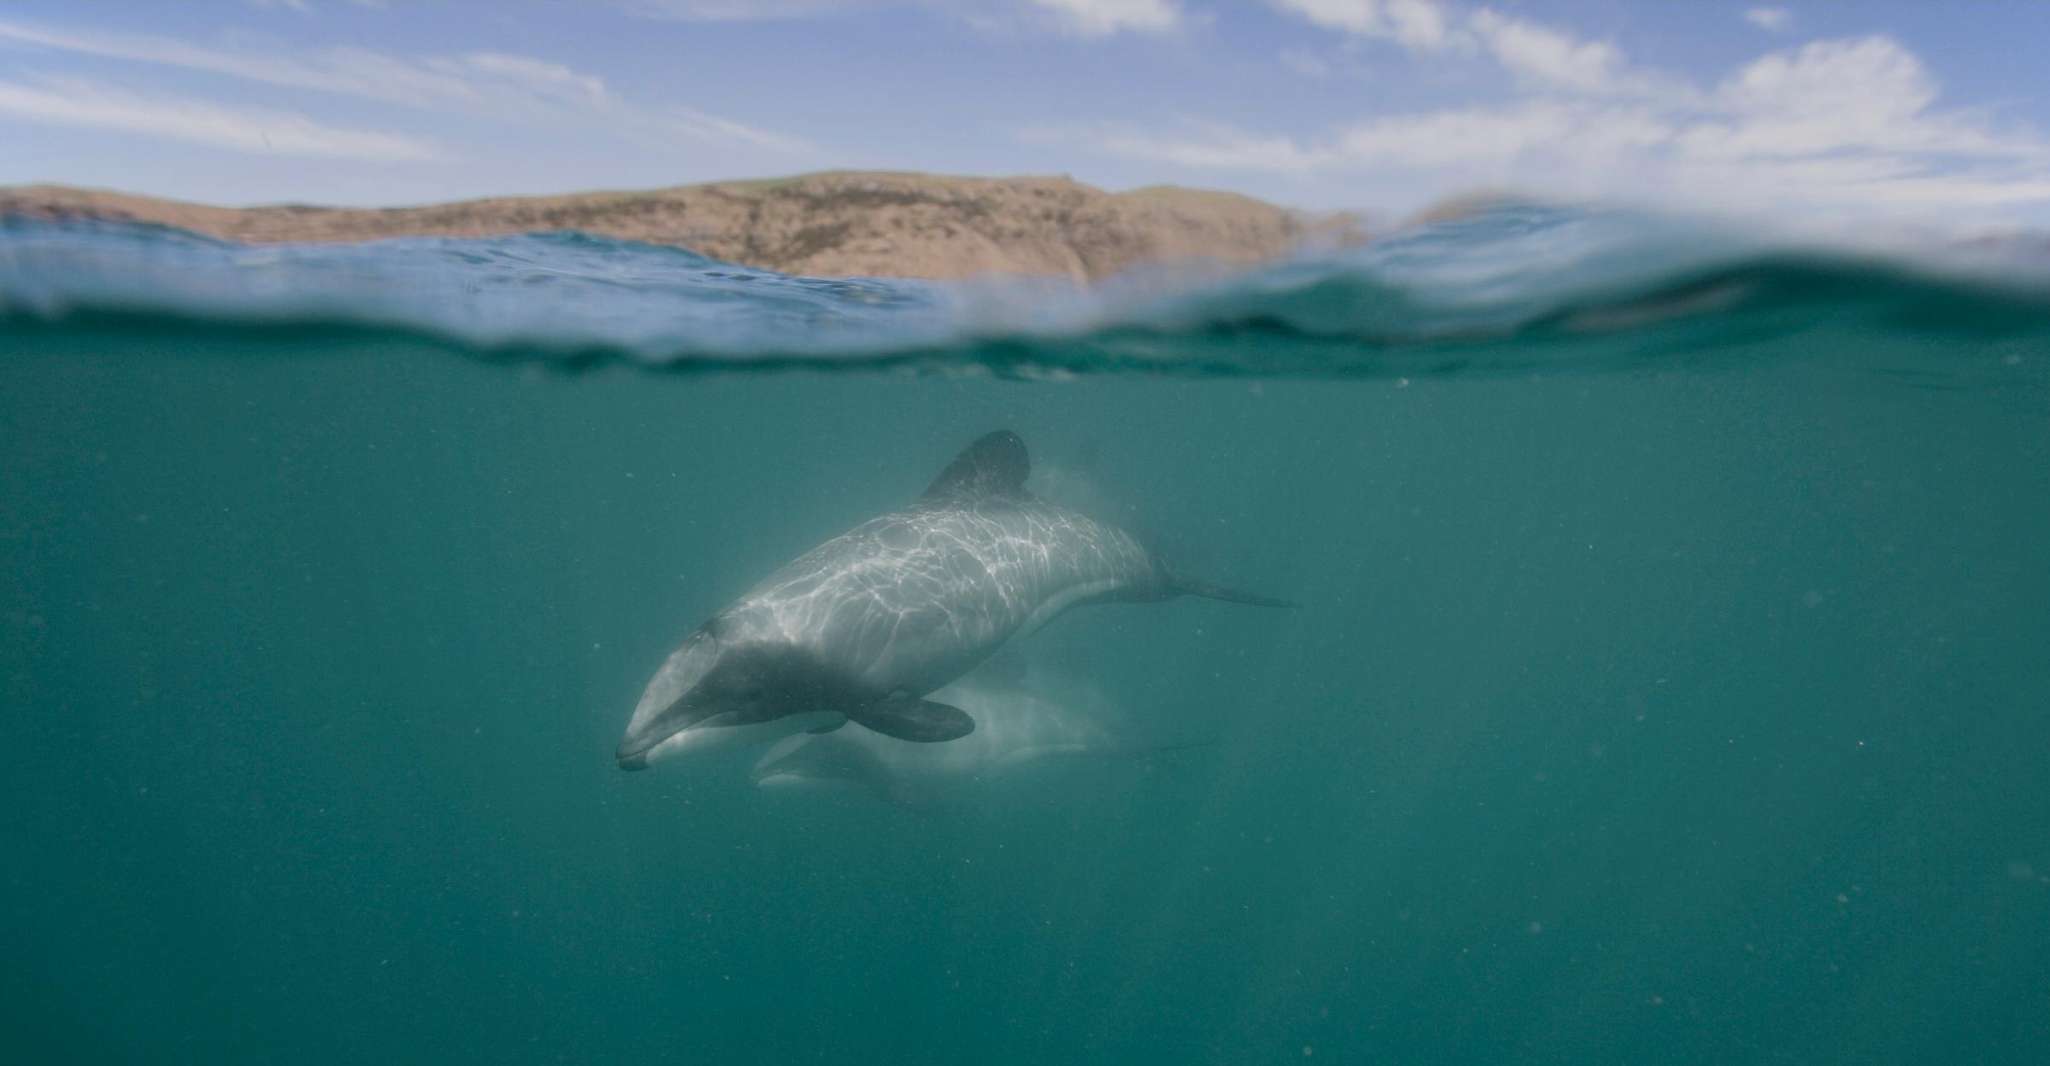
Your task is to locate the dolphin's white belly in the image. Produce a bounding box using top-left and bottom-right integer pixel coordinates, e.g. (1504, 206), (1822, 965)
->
(643, 710), (845, 763)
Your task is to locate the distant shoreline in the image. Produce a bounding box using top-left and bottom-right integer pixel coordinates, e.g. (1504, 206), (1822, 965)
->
(0, 170), (1369, 282)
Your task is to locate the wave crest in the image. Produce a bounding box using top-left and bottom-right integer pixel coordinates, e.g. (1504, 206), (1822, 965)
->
(4, 205), (2047, 379)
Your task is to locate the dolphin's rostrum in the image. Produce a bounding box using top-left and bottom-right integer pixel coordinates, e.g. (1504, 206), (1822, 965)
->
(615, 430), (1291, 770)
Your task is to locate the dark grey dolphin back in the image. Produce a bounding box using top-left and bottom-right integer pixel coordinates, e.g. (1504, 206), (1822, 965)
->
(923, 430), (1030, 501)
(924, 428), (1298, 611)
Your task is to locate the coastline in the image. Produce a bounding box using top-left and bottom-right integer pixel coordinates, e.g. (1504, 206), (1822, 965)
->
(0, 170), (1369, 282)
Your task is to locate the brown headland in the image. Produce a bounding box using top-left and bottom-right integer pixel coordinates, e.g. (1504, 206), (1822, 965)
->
(0, 171), (1369, 282)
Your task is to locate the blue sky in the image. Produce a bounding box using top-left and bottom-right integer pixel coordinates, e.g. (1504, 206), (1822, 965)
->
(3, 1), (2048, 225)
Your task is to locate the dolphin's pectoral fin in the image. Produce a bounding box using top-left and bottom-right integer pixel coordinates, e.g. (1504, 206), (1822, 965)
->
(849, 694), (975, 743)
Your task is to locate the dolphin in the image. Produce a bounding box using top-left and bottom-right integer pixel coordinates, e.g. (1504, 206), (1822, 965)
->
(749, 666), (1208, 807)
(615, 430), (1290, 770)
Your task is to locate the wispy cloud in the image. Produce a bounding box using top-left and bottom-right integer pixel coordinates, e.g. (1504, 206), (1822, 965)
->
(655, 107), (813, 153)
(1744, 7), (1792, 33)
(0, 76), (441, 159)
(1270, 1), (1669, 97)
(0, 16), (808, 154)
(0, 18), (590, 113)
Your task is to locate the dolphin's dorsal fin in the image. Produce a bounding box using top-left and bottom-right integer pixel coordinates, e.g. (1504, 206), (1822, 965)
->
(922, 430), (1030, 501)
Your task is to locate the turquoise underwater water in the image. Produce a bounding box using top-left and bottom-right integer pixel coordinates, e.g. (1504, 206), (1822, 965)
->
(4, 208), (2050, 1063)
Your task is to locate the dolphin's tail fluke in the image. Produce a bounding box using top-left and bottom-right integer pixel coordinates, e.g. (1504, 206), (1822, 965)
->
(1169, 574), (1298, 609)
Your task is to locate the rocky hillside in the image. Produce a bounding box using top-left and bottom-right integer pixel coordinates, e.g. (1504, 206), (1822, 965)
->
(0, 171), (1366, 282)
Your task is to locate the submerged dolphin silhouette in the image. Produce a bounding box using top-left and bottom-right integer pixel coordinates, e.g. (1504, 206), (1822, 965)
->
(615, 430), (1290, 770)
(750, 666), (1209, 807)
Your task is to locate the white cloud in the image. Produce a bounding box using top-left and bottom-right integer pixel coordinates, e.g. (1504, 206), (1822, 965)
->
(1743, 7), (1792, 32)
(1148, 3), (2050, 218)
(1720, 35), (1929, 122)
(614, 0), (873, 19)
(1085, 122), (1330, 170)
(1693, 37), (2041, 162)
(0, 17), (807, 153)
(621, 0), (1185, 35)
(1085, 101), (1671, 176)
(1070, 30), (2050, 218)
(1466, 9), (1626, 94)
(243, 0), (392, 8)
(0, 76), (441, 159)
(1271, 0), (1456, 51)
(1279, 48), (1333, 78)
(1382, 0), (1454, 50)
(1029, 0), (1180, 36)
(1337, 101), (1672, 167)
(1270, 0), (1379, 35)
